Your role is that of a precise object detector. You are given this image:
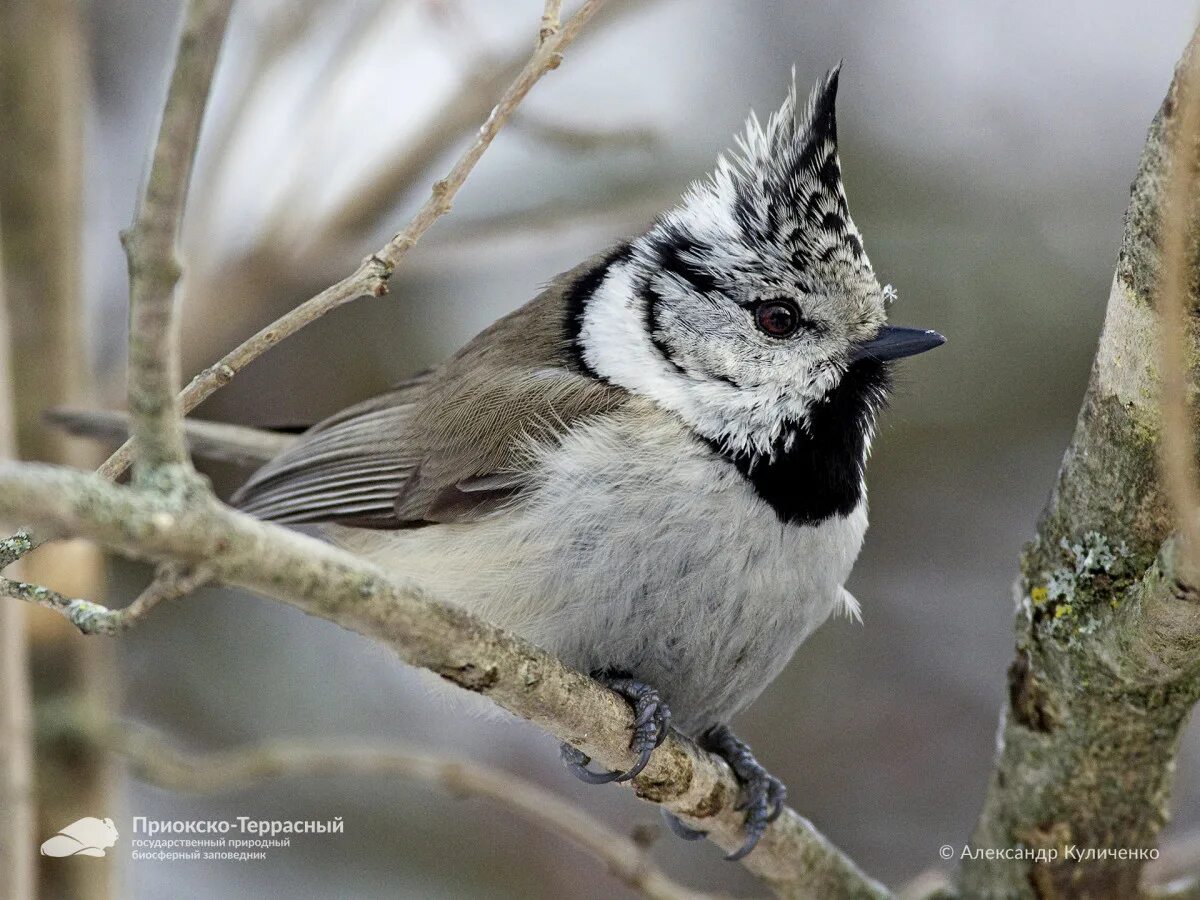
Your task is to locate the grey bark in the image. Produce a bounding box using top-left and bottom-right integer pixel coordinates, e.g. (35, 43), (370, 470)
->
(961, 35), (1200, 899)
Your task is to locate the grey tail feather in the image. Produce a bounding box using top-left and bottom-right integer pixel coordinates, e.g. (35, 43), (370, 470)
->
(46, 408), (296, 467)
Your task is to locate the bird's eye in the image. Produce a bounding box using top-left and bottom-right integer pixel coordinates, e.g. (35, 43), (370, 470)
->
(754, 299), (803, 338)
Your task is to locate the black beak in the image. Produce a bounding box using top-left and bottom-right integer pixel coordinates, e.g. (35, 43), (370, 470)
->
(850, 325), (945, 363)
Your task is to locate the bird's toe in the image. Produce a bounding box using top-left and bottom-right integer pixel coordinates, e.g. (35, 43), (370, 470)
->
(699, 724), (787, 861)
(559, 672), (673, 785)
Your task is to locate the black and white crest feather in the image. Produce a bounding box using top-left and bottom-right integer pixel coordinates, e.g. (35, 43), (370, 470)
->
(654, 65), (870, 290)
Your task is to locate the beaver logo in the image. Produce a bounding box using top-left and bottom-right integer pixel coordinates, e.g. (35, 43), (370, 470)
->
(40, 817), (119, 857)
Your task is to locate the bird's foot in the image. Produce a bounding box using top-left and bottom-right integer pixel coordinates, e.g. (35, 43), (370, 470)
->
(700, 724), (786, 861)
(561, 672), (671, 785)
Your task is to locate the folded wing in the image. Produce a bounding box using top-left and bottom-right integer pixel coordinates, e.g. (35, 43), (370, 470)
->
(232, 367), (627, 528)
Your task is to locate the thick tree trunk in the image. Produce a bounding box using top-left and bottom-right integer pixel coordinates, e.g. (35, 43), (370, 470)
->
(962, 34), (1200, 899)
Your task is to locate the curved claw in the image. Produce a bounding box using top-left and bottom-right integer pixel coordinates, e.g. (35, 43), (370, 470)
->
(698, 724), (787, 863)
(661, 810), (707, 841)
(613, 743), (654, 783)
(766, 785), (787, 823)
(725, 825), (766, 862)
(560, 743), (625, 784)
(570, 762), (625, 784)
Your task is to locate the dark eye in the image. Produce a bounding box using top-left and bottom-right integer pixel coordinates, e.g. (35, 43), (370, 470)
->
(754, 299), (803, 338)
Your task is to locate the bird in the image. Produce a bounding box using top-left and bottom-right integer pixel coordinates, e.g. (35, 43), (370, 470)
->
(229, 65), (944, 860)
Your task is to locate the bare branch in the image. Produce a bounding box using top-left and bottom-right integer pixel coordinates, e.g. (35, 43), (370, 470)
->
(0, 186), (34, 900)
(0, 559), (209, 635)
(0, 461), (888, 899)
(121, 0), (232, 481)
(96, 0), (611, 485)
(120, 562), (211, 626)
(539, 0), (564, 47)
(106, 723), (712, 900)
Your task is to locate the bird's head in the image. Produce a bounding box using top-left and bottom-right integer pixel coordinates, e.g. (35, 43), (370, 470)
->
(574, 66), (943, 458)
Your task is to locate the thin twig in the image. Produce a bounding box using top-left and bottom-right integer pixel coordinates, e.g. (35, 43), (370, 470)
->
(121, 563), (212, 626)
(0, 562), (208, 635)
(121, 0), (233, 481)
(106, 723), (713, 900)
(0, 531), (32, 570)
(539, 0), (564, 46)
(513, 112), (658, 154)
(316, 0), (646, 244)
(95, 0), (611, 485)
(1159, 37), (1200, 573)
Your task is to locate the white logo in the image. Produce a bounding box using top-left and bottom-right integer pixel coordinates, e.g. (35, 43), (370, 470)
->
(40, 817), (119, 858)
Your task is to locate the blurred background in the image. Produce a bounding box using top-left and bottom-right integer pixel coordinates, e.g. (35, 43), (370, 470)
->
(2, 1), (1200, 897)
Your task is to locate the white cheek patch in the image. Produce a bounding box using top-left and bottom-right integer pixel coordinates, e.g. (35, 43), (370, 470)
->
(580, 261), (844, 458)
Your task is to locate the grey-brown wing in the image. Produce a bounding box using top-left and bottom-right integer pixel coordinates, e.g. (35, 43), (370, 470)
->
(231, 366), (628, 528)
(230, 377), (428, 527)
(233, 247), (633, 527)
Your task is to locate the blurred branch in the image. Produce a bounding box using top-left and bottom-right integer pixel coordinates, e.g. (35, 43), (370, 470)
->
(313, 0), (649, 246)
(0, 2), (112, 897)
(122, 0), (232, 480)
(961, 27), (1200, 898)
(205, 0), (398, 247)
(1148, 829), (1200, 897)
(0, 207), (35, 900)
(512, 111), (659, 154)
(104, 722), (714, 900)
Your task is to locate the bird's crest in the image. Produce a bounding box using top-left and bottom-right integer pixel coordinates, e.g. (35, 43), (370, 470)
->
(658, 65), (870, 284)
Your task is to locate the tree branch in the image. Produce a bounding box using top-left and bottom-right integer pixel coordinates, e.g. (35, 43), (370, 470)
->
(962, 28), (1200, 898)
(100, 722), (711, 900)
(121, 0), (232, 482)
(0, 461), (888, 899)
(539, 0), (564, 47)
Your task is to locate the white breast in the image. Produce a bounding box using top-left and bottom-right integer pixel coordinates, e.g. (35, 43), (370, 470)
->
(330, 407), (868, 734)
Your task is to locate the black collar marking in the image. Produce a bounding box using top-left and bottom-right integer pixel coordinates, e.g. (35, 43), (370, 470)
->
(562, 242), (632, 378)
(706, 359), (891, 526)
